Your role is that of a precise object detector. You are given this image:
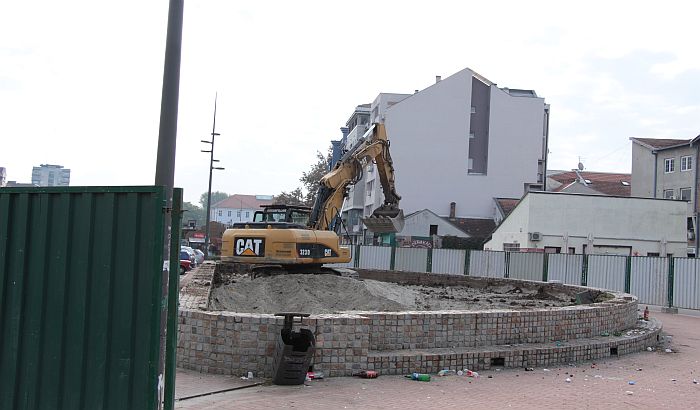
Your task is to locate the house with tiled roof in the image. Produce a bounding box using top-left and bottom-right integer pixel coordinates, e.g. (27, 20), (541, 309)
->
(547, 170), (631, 197)
(210, 194), (274, 226)
(396, 207), (496, 249)
(630, 135), (700, 256)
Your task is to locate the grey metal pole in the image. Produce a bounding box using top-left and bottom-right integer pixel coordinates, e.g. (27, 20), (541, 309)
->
(203, 94), (219, 257)
(154, 0), (183, 408)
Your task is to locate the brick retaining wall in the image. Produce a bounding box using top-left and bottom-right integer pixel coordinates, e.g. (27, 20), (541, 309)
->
(177, 271), (645, 378)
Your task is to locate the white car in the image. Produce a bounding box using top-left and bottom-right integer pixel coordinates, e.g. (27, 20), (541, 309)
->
(193, 248), (205, 265)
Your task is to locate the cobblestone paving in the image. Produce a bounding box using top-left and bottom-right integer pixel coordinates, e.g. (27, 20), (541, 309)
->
(175, 312), (698, 409)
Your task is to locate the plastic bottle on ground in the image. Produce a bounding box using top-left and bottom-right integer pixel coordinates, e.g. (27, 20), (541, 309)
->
(405, 373), (431, 382)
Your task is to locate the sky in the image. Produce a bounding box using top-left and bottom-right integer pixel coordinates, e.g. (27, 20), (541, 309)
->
(1, 1), (699, 205)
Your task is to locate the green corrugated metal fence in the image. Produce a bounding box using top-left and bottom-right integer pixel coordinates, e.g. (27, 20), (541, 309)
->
(0, 186), (173, 410)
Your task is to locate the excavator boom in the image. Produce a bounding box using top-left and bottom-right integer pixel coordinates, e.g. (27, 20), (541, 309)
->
(309, 123), (404, 233)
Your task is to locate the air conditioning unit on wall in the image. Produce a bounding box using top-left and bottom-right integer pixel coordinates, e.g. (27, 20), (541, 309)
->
(529, 232), (542, 241)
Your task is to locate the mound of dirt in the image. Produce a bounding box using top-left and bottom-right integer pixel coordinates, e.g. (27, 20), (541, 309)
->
(209, 274), (408, 314)
(209, 274), (575, 314)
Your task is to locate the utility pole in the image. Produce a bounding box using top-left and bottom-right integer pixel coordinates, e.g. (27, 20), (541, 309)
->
(154, 1), (183, 409)
(201, 93), (225, 257)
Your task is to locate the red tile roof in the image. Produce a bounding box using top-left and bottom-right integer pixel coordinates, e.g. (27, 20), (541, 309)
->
(548, 171), (631, 196)
(444, 217), (496, 238)
(495, 198), (520, 217)
(213, 194), (274, 209)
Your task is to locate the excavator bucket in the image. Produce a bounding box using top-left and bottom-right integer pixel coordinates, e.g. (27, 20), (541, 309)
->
(362, 209), (405, 233)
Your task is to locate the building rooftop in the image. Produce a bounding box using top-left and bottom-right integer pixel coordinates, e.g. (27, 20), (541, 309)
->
(548, 170), (632, 196)
(501, 88), (538, 98)
(495, 198), (520, 218)
(444, 217), (496, 239)
(630, 138), (690, 150)
(213, 194), (274, 209)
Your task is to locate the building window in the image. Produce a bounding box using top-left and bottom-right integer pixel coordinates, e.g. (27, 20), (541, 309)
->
(664, 189), (675, 199)
(246, 211), (250, 218)
(470, 106), (476, 114)
(503, 243), (520, 252)
(681, 188), (692, 201)
(227, 210), (232, 217)
(681, 155), (693, 171)
(364, 205), (372, 217)
(237, 210), (241, 218)
(665, 158), (675, 173)
(217, 210), (222, 216)
(366, 180), (374, 197)
(429, 225), (438, 236)
(469, 132), (475, 139)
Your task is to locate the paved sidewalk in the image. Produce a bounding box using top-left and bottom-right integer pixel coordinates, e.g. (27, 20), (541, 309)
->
(175, 312), (699, 409)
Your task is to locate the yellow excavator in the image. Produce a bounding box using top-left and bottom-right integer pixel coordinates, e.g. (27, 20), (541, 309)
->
(220, 123), (404, 275)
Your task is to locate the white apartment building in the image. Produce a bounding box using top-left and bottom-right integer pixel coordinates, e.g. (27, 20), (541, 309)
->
(31, 164), (70, 187)
(340, 67), (549, 243)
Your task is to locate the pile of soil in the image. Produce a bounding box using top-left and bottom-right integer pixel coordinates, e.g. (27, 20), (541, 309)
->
(209, 274), (575, 314)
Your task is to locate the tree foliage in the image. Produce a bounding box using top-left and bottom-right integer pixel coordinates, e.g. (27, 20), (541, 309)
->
(300, 149), (332, 205)
(274, 146), (332, 207)
(182, 201), (206, 228)
(273, 187), (306, 206)
(199, 191), (230, 210)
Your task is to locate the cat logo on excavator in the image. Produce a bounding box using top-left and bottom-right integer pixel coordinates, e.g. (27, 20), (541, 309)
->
(235, 238), (265, 257)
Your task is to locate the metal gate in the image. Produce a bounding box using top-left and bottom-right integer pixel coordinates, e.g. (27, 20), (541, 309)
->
(0, 186), (179, 410)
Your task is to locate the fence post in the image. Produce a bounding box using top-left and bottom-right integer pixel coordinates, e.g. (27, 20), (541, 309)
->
(542, 253), (549, 282)
(581, 254), (589, 286)
(354, 245), (361, 268)
(667, 257), (675, 308)
(624, 256), (632, 294)
(426, 247), (433, 273)
(504, 251), (510, 278)
(390, 245), (396, 270)
(464, 249), (471, 276)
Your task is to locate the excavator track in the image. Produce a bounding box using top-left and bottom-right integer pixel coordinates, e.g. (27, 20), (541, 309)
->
(238, 264), (358, 279)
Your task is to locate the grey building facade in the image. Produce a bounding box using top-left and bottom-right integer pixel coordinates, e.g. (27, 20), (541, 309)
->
(339, 67), (549, 244)
(31, 164), (70, 187)
(630, 137), (699, 255)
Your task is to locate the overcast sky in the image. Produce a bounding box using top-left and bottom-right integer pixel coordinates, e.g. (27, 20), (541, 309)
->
(2, 1), (698, 204)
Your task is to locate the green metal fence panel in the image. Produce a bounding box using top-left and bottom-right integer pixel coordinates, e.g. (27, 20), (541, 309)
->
(508, 252), (544, 281)
(0, 186), (166, 410)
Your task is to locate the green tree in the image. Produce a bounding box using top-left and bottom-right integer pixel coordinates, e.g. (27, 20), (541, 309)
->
(300, 147), (332, 205)
(182, 201), (206, 228)
(273, 187), (306, 206)
(199, 191), (229, 210)
(275, 145), (332, 207)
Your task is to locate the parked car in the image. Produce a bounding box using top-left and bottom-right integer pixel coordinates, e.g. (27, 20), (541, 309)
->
(193, 249), (205, 265)
(179, 259), (191, 275)
(180, 250), (193, 275)
(181, 246), (197, 267)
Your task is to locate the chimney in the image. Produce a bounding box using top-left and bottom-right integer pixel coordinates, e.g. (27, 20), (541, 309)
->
(449, 202), (456, 219)
(340, 127), (349, 138)
(436, 75), (442, 83)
